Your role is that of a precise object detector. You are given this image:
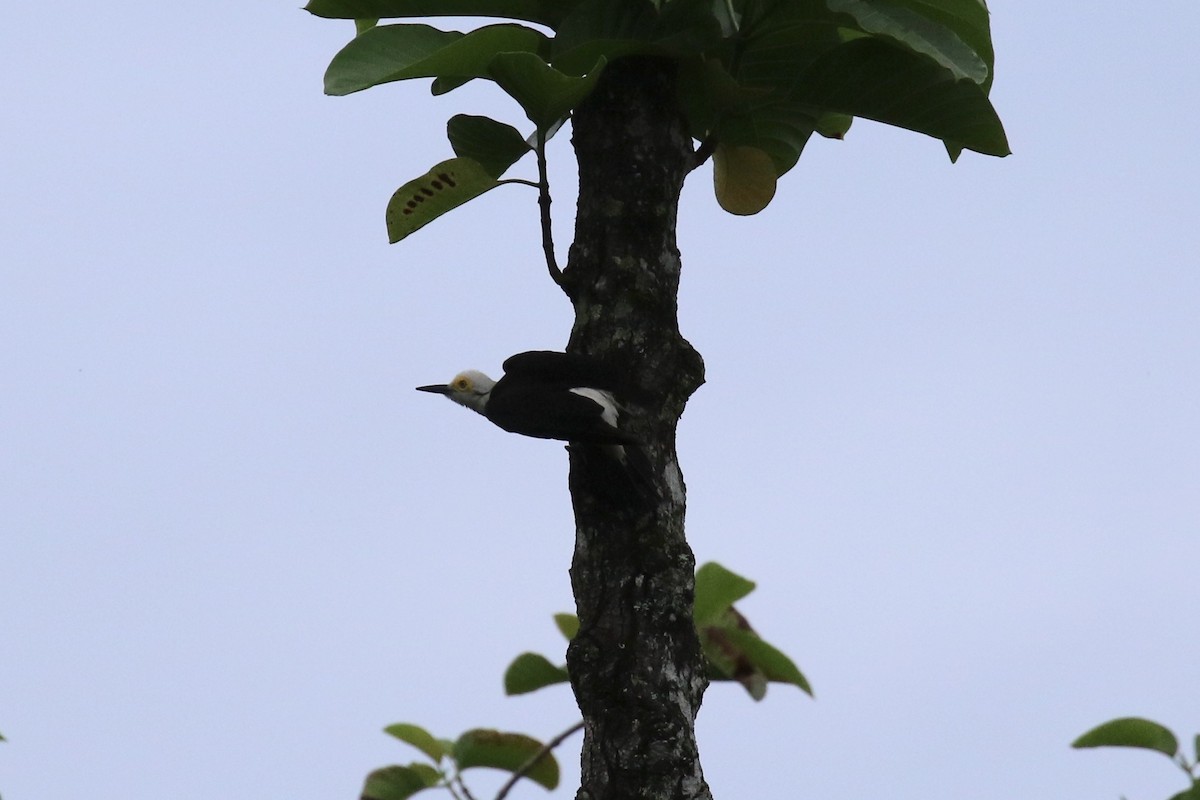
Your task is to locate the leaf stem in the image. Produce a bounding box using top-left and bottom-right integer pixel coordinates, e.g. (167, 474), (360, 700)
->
(535, 126), (565, 290)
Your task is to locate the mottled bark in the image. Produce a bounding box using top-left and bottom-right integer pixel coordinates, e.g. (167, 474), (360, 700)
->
(561, 58), (711, 800)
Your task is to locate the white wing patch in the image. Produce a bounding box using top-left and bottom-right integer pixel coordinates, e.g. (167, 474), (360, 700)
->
(569, 387), (620, 429)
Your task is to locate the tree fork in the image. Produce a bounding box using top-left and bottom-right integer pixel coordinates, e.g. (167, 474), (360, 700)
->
(562, 57), (711, 800)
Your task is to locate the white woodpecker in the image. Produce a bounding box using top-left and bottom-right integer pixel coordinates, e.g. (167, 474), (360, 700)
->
(416, 350), (640, 452)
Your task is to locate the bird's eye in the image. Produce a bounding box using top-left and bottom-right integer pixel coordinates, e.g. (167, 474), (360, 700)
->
(453, 377), (472, 392)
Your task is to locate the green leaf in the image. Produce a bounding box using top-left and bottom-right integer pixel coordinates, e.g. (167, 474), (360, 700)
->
(385, 157), (500, 243)
(1168, 785), (1200, 800)
(453, 729), (560, 790)
(1072, 717), (1180, 758)
(827, 0), (987, 83)
(384, 723), (447, 762)
(361, 764), (441, 800)
(781, 36), (1009, 157)
(553, 613), (579, 640)
(447, 115), (531, 179)
(550, 0), (722, 76)
(724, 627), (812, 695)
(730, 0), (1006, 157)
(305, 0), (574, 29)
(325, 23), (548, 96)
(355, 18), (380, 34)
(504, 653), (570, 695)
(693, 562), (756, 625)
(1195, 732), (1200, 762)
(325, 24), (458, 95)
(488, 52), (606, 128)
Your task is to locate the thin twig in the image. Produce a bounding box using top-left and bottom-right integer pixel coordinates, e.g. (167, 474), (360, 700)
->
(535, 127), (565, 289)
(455, 773), (479, 800)
(494, 721), (585, 800)
(497, 178), (541, 189)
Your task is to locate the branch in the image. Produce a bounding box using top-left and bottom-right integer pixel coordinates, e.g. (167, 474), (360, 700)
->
(691, 135), (718, 171)
(454, 774), (479, 800)
(493, 721), (584, 800)
(535, 127), (565, 291)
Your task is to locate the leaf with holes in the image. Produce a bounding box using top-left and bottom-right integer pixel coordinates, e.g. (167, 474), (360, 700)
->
(385, 157), (499, 243)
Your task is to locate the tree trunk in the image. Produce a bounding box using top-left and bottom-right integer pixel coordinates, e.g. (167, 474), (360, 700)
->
(561, 57), (711, 800)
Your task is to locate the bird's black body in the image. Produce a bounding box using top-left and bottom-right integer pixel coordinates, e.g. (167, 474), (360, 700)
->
(416, 350), (639, 445)
(488, 351), (638, 444)
(417, 350), (655, 499)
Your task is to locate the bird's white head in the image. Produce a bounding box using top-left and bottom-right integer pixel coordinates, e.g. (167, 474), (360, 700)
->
(416, 369), (495, 414)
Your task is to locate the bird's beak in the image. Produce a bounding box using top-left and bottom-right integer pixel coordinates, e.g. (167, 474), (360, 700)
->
(416, 384), (452, 395)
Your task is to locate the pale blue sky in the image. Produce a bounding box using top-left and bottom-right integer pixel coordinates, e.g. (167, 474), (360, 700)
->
(2, 3), (1198, 799)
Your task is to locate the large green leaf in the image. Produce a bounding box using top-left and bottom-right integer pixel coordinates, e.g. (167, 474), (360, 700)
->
(384, 723), (447, 763)
(325, 23), (547, 96)
(733, 0), (843, 39)
(827, 0), (987, 83)
(550, 0), (723, 76)
(781, 36), (1007, 156)
(385, 157), (500, 243)
(305, 0), (574, 29)
(489, 52), (606, 128)
(503, 653), (570, 695)
(453, 729), (560, 790)
(694, 562), (756, 625)
(447, 114), (532, 178)
(727, 0), (1004, 156)
(361, 764), (441, 800)
(1072, 717), (1180, 758)
(326, 24), (456, 95)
